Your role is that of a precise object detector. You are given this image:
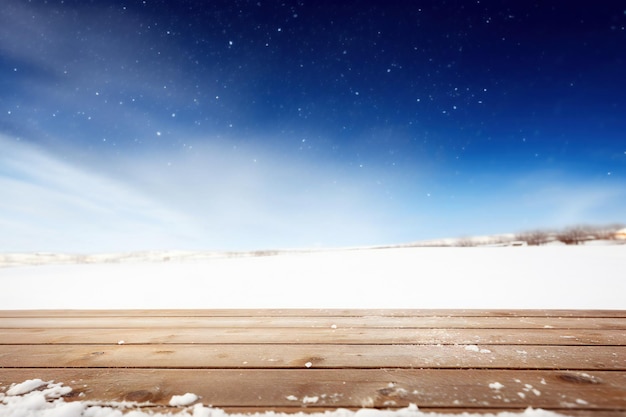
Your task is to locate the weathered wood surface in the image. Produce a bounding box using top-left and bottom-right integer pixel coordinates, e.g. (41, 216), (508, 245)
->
(0, 310), (625, 416)
(2, 327), (624, 345)
(6, 309), (626, 317)
(2, 344), (624, 370)
(3, 316), (626, 329)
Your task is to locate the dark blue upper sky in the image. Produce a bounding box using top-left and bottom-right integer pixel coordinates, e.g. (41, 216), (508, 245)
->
(1, 1), (625, 252)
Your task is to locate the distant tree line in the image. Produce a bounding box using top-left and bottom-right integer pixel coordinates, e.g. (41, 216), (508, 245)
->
(424, 223), (626, 247)
(515, 223), (625, 246)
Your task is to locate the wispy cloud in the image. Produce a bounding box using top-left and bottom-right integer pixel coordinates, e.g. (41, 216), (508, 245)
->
(99, 138), (407, 249)
(0, 136), (403, 252)
(0, 137), (199, 252)
(2, 134), (625, 253)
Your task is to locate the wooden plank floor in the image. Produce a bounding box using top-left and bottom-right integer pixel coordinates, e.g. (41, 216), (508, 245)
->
(1, 310), (625, 416)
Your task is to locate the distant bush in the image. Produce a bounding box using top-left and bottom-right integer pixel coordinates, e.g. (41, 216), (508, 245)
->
(455, 237), (480, 247)
(515, 230), (552, 246)
(556, 226), (594, 245)
(402, 222), (624, 248)
(252, 250), (280, 257)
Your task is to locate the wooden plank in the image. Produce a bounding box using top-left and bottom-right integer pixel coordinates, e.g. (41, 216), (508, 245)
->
(1, 369), (624, 410)
(2, 316), (625, 329)
(1, 344), (624, 370)
(142, 406), (626, 417)
(2, 309), (626, 318)
(1, 327), (624, 345)
(2, 310), (624, 415)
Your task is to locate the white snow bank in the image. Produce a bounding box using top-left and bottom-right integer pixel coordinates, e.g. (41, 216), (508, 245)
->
(5, 380), (48, 396)
(0, 380), (570, 417)
(0, 246), (624, 309)
(1, 380), (73, 417)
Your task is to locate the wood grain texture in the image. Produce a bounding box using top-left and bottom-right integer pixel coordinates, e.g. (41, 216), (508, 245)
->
(1, 368), (625, 409)
(1, 344), (624, 370)
(2, 309), (626, 318)
(2, 316), (626, 329)
(0, 309), (625, 416)
(2, 327), (625, 345)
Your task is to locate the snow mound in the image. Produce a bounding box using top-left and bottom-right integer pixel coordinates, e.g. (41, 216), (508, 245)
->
(169, 393), (199, 407)
(5, 379), (48, 396)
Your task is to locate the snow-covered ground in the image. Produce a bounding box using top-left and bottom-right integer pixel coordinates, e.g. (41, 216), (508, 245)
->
(1, 245), (624, 310)
(1, 245), (624, 416)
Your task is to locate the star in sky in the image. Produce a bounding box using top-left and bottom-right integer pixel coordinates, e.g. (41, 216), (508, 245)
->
(1, 1), (625, 252)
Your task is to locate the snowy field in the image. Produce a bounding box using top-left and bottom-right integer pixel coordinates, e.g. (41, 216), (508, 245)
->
(1, 245), (625, 310)
(1, 245), (624, 417)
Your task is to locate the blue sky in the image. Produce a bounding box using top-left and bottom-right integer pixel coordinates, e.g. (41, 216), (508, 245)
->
(1, 1), (625, 252)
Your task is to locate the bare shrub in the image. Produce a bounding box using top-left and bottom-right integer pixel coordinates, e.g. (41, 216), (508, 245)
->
(556, 226), (593, 245)
(488, 237), (506, 246)
(456, 237), (477, 247)
(253, 250), (279, 257)
(515, 229), (551, 246)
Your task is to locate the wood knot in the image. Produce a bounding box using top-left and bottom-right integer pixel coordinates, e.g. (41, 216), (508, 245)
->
(125, 390), (154, 402)
(62, 390), (84, 399)
(558, 373), (602, 384)
(377, 386), (408, 398)
(377, 387), (395, 396)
